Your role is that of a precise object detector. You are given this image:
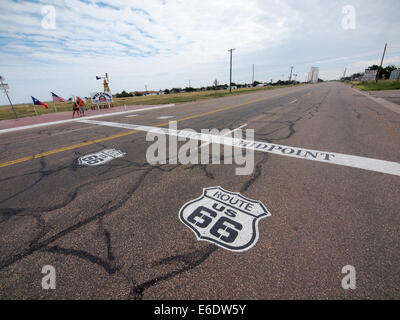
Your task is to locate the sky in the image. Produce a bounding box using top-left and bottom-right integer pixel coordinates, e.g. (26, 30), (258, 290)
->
(0, 0), (400, 104)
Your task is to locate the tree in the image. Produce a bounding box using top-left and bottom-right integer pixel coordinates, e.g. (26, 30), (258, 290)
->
(184, 87), (196, 92)
(116, 90), (133, 98)
(164, 89), (170, 94)
(367, 64), (398, 80)
(383, 65), (397, 79)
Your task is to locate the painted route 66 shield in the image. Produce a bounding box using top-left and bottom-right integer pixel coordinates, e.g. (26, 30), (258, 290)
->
(179, 186), (271, 252)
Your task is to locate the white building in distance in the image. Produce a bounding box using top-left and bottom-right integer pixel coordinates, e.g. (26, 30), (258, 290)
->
(308, 67), (319, 83)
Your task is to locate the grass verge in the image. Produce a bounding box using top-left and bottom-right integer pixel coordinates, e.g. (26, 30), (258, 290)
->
(348, 80), (400, 91)
(0, 85), (300, 121)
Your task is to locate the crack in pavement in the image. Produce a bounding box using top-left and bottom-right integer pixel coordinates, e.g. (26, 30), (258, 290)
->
(43, 245), (120, 275)
(240, 154), (269, 193)
(129, 245), (217, 300)
(0, 168), (153, 270)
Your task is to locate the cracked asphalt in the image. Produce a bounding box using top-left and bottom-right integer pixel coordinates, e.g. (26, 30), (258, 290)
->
(0, 82), (399, 299)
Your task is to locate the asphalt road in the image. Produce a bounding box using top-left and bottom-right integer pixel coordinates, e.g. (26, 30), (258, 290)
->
(0, 82), (399, 299)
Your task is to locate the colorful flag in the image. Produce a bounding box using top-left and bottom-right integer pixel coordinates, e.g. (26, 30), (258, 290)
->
(31, 96), (49, 109)
(51, 92), (66, 102)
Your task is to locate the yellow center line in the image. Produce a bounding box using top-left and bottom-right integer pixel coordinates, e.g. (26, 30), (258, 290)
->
(0, 87), (307, 169)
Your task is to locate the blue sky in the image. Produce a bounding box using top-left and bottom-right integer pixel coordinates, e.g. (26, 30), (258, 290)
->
(1, 0), (400, 104)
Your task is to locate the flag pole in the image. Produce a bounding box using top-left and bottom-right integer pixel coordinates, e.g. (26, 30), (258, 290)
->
(53, 100), (57, 113)
(0, 77), (18, 119)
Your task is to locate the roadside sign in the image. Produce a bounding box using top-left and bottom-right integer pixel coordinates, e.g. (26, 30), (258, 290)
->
(90, 92), (113, 104)
(362, 69), (378, 81)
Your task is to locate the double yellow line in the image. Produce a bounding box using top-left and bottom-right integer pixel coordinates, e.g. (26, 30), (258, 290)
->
(0, 88), (306, 169)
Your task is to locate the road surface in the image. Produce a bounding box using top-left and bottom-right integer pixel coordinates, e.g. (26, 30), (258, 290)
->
(0, 82), (399, 299)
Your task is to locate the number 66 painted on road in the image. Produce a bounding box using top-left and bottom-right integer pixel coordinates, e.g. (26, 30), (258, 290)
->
(187, 206), (243, 243)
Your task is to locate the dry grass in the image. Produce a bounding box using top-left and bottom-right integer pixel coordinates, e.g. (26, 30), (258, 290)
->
(0, 85), (297, 120)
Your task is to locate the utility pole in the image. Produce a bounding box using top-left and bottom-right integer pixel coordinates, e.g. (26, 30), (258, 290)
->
(0, 76), (17, 119)
(252, 64), (254, 86)
(342, 68), (347, 79)
(189, 80), (191, 88)
(289, 66), (294, 82)
(228, 48), (236, 92)
(376, 43), (387, 83)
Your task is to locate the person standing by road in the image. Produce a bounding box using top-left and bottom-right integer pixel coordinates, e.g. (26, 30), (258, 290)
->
(76, 96), (86, 117)
(72, 100), (80, 118)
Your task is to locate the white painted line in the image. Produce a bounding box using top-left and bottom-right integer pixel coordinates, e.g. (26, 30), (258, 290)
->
(124, 114), (138, 118)
(157, 116), (174, 119)
(188, 123), (248, 162)
(288, 99), (297, 105)
(0, 104), (175, 134)
(77, 119), (400, 177)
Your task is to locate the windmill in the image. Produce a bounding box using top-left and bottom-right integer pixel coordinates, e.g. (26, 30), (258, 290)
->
(96, 73), (111, 92)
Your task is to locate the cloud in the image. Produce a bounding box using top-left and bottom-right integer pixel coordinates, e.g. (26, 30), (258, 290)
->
(0, 0), (399, 104)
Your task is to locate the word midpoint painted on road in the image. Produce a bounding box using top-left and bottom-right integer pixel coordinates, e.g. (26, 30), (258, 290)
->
(78, 119), (400, 177)
(179, 186), (271, 252)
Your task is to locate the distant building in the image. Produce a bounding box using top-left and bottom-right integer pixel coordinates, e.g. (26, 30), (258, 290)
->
(390, 69), (400, 80)
(130, 90), (164, 96)
(307, 67), (319, 83)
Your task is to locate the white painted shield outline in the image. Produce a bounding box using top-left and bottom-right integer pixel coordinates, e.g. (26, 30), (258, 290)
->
(78, 149), (126, 166)
(179, 186), (271, 252)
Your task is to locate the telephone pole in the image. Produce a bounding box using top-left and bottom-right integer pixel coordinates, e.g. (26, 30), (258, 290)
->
(289, 66), (294, 82)
(228, 48), (236, 92)
(376, 43), (387, 83)
(252, 64), (254, 86)
(342, 68), (347, 78)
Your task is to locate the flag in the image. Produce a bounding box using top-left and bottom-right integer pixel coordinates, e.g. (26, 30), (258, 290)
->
(31, 96), (49, 109)
(96, 76), (102, 80)
(51, 92), (66, 102)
